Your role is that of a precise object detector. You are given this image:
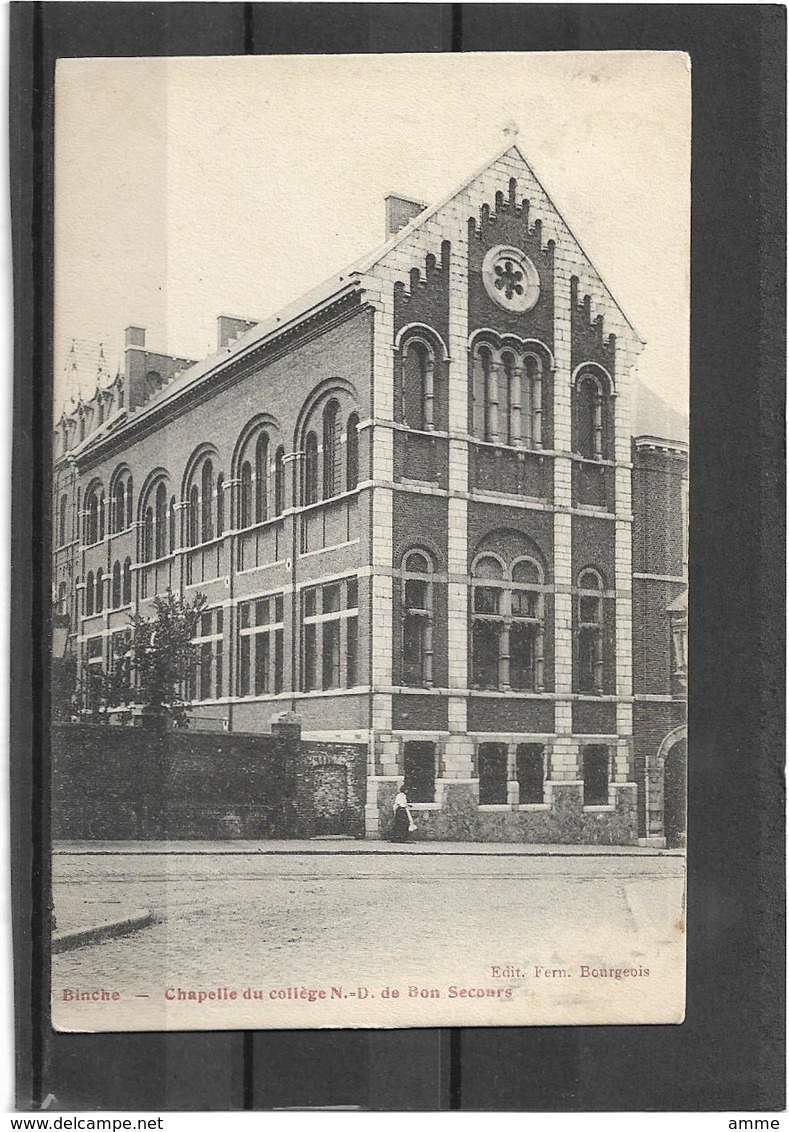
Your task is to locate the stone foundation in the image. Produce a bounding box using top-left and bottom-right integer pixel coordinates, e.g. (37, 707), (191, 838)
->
(369, 777), (638, 844)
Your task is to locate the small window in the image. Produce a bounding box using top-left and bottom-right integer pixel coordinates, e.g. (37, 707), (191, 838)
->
(583, 745), (609, 806)
(322, 583), (341, 614)
(303, 623), (317, 691)
(516, 744), (545, 804)
(403, 740), (436, 803)
(95, 569), (104, 614)
(478, 743), (508, 805)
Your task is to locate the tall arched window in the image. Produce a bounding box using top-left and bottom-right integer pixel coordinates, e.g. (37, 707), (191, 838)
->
(471, 555), (505, 688)
(95, 568), (104, 614)
(84, 485), (101, 545)
(509, 559), (544, 691)
(111, 561), (122, 608)
(188, 484), (199, 547)
(255, 436), (268, 523)
(169, 497), (176, 553)
(240, 461), (253, 527)
(576, 568), (604, 694)
(346, 414), (359, 491)
(402, 340), (434, 430)
(322, 401), (341, 499)
(304, 432), (318, 505)
(126, 476), (133, 529)
(142, 506), (154, 563)
(155, 482), (168, 559)
(273, 448), (286, 515)
(471, 552), (545, 691)
(471, 339), (544, 448)
(201, 459), (214, 542)
(122, 557), (132, 606)
(401, 550), (434, 686)
(113, 480), (125, 533)
(216, 476), (225, 536)
(472, 346), (495, 442)
(58, 494), (67, 546)
(575, 371), (605, 460)
(85, 571), (94, 616)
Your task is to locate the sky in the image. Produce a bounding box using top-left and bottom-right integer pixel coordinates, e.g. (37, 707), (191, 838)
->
(54, 52), (690, 418)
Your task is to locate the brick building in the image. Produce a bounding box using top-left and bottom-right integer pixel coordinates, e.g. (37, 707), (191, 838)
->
(51, 133), (687, 846)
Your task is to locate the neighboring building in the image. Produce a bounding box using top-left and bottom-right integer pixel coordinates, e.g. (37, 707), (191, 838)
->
(51, 132), (687, 846)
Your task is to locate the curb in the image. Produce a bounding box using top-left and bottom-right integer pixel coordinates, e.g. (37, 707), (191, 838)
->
(52, 909), (155, 953)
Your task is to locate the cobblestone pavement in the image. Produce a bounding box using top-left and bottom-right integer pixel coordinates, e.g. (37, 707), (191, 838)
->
(52, 852), (685, 1030)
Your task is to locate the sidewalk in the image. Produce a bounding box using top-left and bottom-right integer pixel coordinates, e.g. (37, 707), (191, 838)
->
(53, 838), (684, 856)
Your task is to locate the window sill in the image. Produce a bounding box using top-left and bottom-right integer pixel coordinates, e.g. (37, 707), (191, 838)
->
(583, 804), (615, 813)
(518, 803), (550, 811)
(478, 804), (511, 812)
(410, 802), (441, 811)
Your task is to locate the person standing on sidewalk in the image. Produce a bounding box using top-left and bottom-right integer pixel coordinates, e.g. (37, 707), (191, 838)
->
(392, 782), (415, 843)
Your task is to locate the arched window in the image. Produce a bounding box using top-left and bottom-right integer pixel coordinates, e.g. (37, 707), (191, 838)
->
(255, 435), (269, 523)
(126, 476), (133, 529)
(273, 448), (286, 516)
(304, 432), (318, 505)
(201, 459), (214, 542)
(471, 339), (544, 448)
(401, 550), (434, 686)
(84, 485), (101, 545)
(576, 568), (604, 694)
(575, 372), (604, 460)
(323, 401), (341, 499)
(142, 507), (154, 563)
(471, 553), (545, 691)
(401, 340), (434, 430)
(188, 484), (199, 547)
(85, 572), (94, 616)
(216, 476), (225, 537)
(346, 415), (359, 491)
(155, 482), (168, 559)
(472, 346), (495, 442)
(122, 557), (132, 606)
(113, 481), (125, 533)
(240, 461), (253, 527)
(509, 558), (544, 691)
(471, 555), (505, 688)
(95, 568), (104, 614)
(58, 494), (67, 546)
(169, 497), (176, 553)
(111, 561), (122, 608)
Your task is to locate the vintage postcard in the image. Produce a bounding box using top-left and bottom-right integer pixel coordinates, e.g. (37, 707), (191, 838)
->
(49, 51), (689, 1031)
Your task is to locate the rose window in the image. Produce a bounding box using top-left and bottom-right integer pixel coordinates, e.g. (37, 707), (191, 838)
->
(482, 245), (541, 312)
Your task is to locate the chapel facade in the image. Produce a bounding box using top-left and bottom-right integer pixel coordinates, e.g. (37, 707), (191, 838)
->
(51, 137), (688, 845)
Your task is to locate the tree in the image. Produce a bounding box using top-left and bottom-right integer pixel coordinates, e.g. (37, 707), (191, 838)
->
(127, 587), (207, 726)
(78, 587), (207, 727)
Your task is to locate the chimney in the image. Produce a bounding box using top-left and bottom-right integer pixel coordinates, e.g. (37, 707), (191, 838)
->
(125, 326), (146, 348)
(217, 315), (258, 350)
(384, 194), (426, 239)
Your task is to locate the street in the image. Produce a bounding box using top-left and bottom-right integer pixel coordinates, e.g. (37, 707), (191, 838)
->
(51, 848), (686, 1031)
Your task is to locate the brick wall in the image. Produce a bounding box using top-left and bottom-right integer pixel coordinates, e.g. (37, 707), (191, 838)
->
(52, 723), (367, 840)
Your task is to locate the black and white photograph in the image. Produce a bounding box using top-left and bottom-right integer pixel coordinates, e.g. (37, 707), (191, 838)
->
(49, 51), (689, 1032)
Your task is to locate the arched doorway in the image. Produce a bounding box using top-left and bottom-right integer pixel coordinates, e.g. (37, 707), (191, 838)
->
(663, 737), (687, 849)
